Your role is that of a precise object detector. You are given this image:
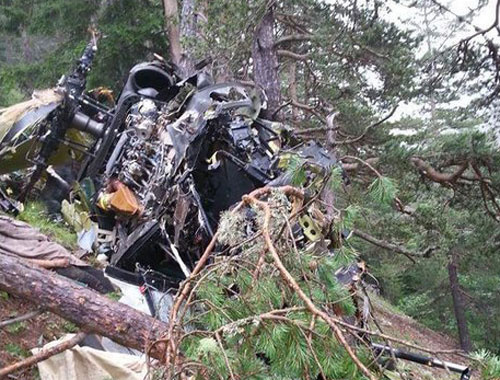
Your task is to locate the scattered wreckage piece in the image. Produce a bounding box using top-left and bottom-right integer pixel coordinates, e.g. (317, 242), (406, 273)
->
(0, 39), (339, 298)
(0, 254), (168, 360)
(0, 41), (472, 379)
(372, 344), (471, 380)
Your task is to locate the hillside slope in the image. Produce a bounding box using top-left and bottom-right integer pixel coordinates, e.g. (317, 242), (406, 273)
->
(370, 295), (470, 380)
(0, 289), (472, 380)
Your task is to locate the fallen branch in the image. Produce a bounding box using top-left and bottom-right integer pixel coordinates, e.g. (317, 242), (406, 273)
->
(0, 332), (86, 378)
(0, 310), (43, 329)
(242, 188), (377, 380)
(0, 254), (168, 360)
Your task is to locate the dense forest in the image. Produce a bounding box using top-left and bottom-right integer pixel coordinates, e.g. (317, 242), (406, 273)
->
(1, 0), (500, 379)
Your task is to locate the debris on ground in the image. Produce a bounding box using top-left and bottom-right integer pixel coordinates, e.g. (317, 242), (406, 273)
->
(0, 40), (474, 380)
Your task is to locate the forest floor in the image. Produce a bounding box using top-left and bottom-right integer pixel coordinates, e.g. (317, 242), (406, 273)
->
(0, 203), (469, 380)
(371, 295), (469, 380)
(0, 292), (71, 380)
(0, 289), (469, 380)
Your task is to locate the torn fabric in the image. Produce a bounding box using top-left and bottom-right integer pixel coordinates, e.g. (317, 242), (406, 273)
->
(0, 215), (85, 266)
(33, 334), (148, 380)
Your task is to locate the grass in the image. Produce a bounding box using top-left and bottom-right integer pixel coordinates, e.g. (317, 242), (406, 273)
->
(106, 291), (122, 301)
(18, 201), (76, 249)
(368, 291), (404, 316)
(62, 321), (78, 333)
(4, 343), (30, 359)
(5, 321), (26, 334)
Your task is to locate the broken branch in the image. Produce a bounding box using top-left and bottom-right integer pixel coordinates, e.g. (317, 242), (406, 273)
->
(0, 254), (168, 360)
(0, 309), (43, 329)
(0, 332), (86, 378)
(242, 189), (377, 380)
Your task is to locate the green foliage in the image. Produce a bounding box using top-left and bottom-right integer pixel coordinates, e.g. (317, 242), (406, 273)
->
(285, 155), (307, 186)
(328, 166), (344, 191)
(0, 291), (9, 301)
(5, 321), (27, 334)
(18, 202), (76, 249)
(472, 350), (500, 380)
(106, 291), (122, 302)
(4, 343), (30, 359)
(179, 191), (369, 379)
(339, 205), (361, 231)
(62, 321), (78, 333)
(368, 177), (397, 206)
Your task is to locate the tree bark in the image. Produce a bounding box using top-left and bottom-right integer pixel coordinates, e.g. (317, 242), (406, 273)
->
(0, 254), (168, 360)
(288, 61), (299, 122)
(252, 6), (281, 120)
(163, 0), (182, 68)
(447, 252), (472, 352)
(179, 0), (196, 74)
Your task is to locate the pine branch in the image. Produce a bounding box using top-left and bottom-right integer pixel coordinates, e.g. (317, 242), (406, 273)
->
(351, 229), (421, 263)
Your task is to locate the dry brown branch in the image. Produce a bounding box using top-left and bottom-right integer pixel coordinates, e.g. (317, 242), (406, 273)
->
(157, 230), (221, 368)
(157, 186), (302, 373)
(0, 310), (43, 329)
(241, 189), (377, 380)
(0, 332), (86, 378)
(215, 332), (236, 380)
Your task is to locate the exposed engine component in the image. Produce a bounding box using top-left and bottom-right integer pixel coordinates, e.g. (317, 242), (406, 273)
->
(105, 99), (165, 214)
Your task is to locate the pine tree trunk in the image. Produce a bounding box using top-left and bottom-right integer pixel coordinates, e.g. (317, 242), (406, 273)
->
(179, 0), (196, 74)
(252, 7), (281, 120)
(447, 252), (472, 352)
(0, 254), (168, 360)
(163, 0), (182, 67)
(288, 61), (299, 123)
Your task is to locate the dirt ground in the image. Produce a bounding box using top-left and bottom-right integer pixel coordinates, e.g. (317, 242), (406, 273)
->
(0, 293), (69, 380)
(371, 296), (470, 380)
(0, 290), (471, 380)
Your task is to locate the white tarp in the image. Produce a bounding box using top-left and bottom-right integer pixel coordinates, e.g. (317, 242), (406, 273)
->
(34, 335), (149, 380)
